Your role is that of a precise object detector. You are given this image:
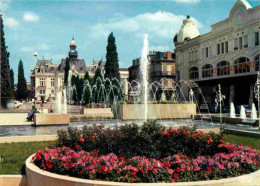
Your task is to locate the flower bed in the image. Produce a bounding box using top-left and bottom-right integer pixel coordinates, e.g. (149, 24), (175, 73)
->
(32, 121), (260, 183)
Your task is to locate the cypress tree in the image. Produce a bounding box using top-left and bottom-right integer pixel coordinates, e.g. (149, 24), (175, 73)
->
(0, 14), (12, 108)
(105, 32), (120, 80)
(16, 60), (27, 100)
(64, 57), (70, 87)
(10, 69), (14, 90)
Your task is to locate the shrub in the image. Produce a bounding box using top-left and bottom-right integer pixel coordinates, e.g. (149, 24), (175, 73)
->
(57, 120), (226, 159)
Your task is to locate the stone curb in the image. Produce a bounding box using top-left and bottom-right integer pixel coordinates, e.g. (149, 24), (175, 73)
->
(26, 154), (260, 186)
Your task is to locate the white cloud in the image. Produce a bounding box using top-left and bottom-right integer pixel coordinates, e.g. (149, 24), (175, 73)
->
(4, 17), (19, 27)
(0, 0), (11, 12)
(175, 0), (200, 3)
(20, 44), (49, 52)
(90, 11), (203, 39)
(23, 12), (39, 22)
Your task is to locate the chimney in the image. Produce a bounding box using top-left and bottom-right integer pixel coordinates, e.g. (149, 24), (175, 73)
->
(166, 51), (172, 60)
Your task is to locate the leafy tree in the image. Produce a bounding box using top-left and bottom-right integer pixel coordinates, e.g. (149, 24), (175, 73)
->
(16, 60), (27, 100)
(105, 32), (120, 80)
(0, 15), (12, 108)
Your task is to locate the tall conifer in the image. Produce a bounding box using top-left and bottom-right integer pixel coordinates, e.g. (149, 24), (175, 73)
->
(16, 60), (27, 100)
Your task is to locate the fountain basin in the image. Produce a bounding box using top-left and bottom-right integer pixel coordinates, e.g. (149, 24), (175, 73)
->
(25, 154), (260, 186)
(80, 108), (113, 118)
(34, 113), (70, 126)
(211, 116), (258, 126)
(114, 104), (196, 120)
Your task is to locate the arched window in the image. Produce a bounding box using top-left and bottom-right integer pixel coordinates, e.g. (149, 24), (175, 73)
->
(234, 57), (250, 74)
(255, 55), (260, 71)
(189, 67), (199, 80)
(202, 64), (213, 78)
(217, 61), (230, 76)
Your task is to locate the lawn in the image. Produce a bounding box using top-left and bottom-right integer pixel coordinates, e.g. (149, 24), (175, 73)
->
(0, 134), (259, 175)
(0, 141), (56, 174)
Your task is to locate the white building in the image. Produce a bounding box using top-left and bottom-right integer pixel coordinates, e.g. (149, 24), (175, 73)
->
(30, 38), (105, 101)
(174, 0), (260, 106)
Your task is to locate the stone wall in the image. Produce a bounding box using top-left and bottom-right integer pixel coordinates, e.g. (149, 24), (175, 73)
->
(114, 104), (196, 120)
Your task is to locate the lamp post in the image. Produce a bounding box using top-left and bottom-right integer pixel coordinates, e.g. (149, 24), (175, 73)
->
(215, 84), (225, 124)
(33, 52), (38, 107)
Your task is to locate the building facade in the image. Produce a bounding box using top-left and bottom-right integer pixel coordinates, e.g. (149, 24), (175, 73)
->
(174, 0), (260, 106)
(30, 38), (105, 101)
(128, 51), (176, 100)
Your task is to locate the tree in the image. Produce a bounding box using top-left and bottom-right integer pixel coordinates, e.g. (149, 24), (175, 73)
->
(105, 32), (120, 80)
(64, 57), (70, 87)
(10, 69), (14, 90)
(92, 60), (104, 103)
(16, 60), (27, 100)
(0, 14), (12, 108)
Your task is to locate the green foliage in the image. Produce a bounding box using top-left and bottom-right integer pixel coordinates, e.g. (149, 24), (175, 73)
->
(0, 15), (12, 107)
(57, 120), (227, 159)
(16, 60), (27, 100)
(64, 58), (70, 87)
(105, 32), (120, 80)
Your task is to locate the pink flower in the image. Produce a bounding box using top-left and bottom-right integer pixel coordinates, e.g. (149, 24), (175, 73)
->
(195, 166), (201, 171)
(152, 169), (158, 174)
(168, 169), (174, 174)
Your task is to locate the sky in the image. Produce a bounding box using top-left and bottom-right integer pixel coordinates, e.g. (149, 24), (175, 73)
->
(1, 0), (260, 83)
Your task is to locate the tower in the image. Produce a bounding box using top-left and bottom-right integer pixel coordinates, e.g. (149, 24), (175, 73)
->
(68, 37), (78, 59)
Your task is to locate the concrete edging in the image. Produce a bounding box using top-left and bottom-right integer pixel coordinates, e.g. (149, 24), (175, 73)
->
(26, 154), (260, 186)
(0, 135), (57, 144)
(0, 175), (26, 186)
(224, 128), (260, 138)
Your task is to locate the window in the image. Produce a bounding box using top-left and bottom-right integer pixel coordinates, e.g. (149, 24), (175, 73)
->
(209, 46), (212, 57)
(234, 57), (250, 74)
(39, 90), (42, 94)
(244, 35), (248, 48)
(255, 32), (259, 46)
(43, 90), (46, 94)
(217, 61), (230, 76)
(40, 78), (45, 86)
(239, 37), (243, 49)
(206, 47), (209, 57)
(202, 64), (213, 78)
(255, 55), (260, 71)
(217, 44), (220, 55)
(225, 42), (228, 53)
(51, 90), (55, 94)
(189, 67), (199, 80)
(221, 43), (224, 54)
(234, 38), (238, 50)
(51, 78), (55, 87)
(202, 48), (205, 58)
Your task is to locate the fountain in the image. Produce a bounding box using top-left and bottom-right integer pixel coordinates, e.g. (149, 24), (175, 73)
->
(140, 34), (149, 121)
(251, 103), (257, 120)
(230, 102), (236, 118)
(240, 106), (246, 119)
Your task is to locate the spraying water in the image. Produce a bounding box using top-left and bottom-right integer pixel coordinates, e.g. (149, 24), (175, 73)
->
(140, 34), (149, 121)
(229, 102), (236, 118)
(251, 103), (257, 120)
(240, 106), (246, 119)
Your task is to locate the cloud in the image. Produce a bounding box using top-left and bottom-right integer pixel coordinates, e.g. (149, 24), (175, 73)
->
(23, 12), (40, 22)
(0, 0), (11, 12)
(20, 44), (49, 52)
(174, 0), (200, 3)
(90, 11), (203, 39)
(4, 17), (19, 27)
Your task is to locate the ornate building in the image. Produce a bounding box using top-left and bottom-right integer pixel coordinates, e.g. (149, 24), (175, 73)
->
(128, 51), (176, 100)
(30, 38), (105, 101)
(174, 0), (260, 106)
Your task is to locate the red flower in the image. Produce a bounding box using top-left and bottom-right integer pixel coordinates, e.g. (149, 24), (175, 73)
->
(239, 143), (242, 146)
(79, 138), (85, 143)
(171, 179), (175, 183)
(206, 139), (213, 144)
(207, 167), (212, 172)
(173, 173), (178, 179)
(164, 162), (170, 167)
(46, 163), (52, 169)
(120, 157), (125, 162)
(141, 169), (145, 174)
(176, 167), (181, 172)
(130, 178), (134, 183)
(153, 169), (158, 174)
(203, 173), (207, 177)
(93, 151), (98, 157)
(90, 134), (95, 141)
(132, 172), (136, 176)
(74, 144), (80, 148)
